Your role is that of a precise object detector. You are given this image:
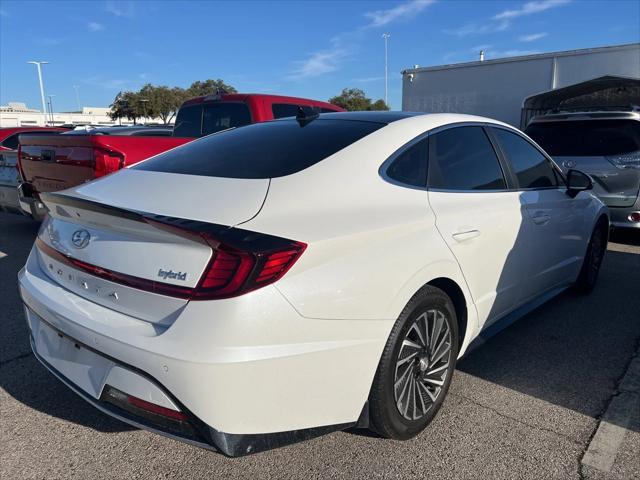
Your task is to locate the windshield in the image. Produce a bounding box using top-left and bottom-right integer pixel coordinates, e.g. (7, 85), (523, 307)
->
(525, 119), (640, 157)
(172, 103), (252, 137)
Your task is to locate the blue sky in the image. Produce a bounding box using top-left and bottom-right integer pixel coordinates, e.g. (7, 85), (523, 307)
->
(1, 0), (638, 111)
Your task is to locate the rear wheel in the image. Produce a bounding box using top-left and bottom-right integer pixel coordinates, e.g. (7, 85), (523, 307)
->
(574, 220), (608, 293)
(369, 286), (458, 440)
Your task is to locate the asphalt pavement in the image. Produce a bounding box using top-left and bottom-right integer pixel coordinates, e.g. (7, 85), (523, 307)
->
(1, 212), (638, 480)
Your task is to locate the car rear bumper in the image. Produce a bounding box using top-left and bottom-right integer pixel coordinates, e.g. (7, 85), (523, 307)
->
(0, 183), (23, 215)
(608, 194), (640, 229)
(18, 246), (385, 454)
(17, 182), (47, 220)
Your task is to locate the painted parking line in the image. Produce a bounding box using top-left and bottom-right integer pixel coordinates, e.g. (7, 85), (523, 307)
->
(581, 351), (640, 472)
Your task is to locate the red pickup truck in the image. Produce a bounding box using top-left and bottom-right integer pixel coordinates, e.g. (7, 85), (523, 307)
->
(17, 93), (343, 219)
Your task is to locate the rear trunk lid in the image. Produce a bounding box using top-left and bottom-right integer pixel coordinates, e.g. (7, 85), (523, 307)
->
(37, 169), (270, 324)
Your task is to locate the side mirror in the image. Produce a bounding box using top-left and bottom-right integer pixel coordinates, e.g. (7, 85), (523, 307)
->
(566, 169), (593, 197)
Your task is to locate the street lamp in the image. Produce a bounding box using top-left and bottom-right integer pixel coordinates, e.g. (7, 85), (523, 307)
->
(139, 98), (149, 124)
(28, 61), (49, 125)
(47, 95), (56, 125)
(382, 33), (391, 109)
(73, 85), (81, 112)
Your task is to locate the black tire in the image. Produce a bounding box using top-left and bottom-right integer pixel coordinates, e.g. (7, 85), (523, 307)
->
(369, 285), (459, 440)
(574, 219), (608, 294)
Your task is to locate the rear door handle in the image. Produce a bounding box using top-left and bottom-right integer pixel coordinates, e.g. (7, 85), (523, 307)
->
(532, 213), (551, 225)
(452, 229), (480, 242)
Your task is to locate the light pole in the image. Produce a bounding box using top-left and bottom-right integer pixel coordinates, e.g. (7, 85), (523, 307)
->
(73, 85), (81, 112)
(28, 61), (49, 125)
(47, 95), (56, 125)
(140, 98), (149, 124)
(382, 33), (390, 108)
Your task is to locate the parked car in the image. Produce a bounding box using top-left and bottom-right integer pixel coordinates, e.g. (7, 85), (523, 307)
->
(525, 111), (640, 229)
(17, 93), (344, 219)
(0, 127), (67, 215)
(19, 112), (608, 456)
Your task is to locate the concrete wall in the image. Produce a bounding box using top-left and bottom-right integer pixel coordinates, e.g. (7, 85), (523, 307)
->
(402, 44), (640, 127)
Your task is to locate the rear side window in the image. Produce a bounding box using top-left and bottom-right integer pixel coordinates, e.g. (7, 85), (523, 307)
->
(525, 120), (640, 157)
(202, 103), (252, 135)
(428, 126), (506, 190)
(385, 138), (428, 187)
(135, 119), (384, 179)
(173, 105), (202, 137)
(492, 128), (559, 189)
(272, 103), (302, 119)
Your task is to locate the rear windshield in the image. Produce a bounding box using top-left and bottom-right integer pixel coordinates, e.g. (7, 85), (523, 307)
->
(172, 103), (252, 138)
(525, 120), (640, 157)
(135, 119), (383, 178)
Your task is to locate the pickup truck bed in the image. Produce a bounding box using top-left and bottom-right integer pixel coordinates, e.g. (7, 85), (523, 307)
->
(18, 129), (187, 218)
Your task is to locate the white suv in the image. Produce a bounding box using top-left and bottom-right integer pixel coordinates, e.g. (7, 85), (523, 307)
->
(19, 112), (608, 456)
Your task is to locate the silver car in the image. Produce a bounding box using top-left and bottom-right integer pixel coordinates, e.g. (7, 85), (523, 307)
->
(525, 111), (640, 229)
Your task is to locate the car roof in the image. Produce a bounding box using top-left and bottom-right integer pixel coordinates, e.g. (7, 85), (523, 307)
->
(181, 93), (341, 110)
(305, 111), (515, 130)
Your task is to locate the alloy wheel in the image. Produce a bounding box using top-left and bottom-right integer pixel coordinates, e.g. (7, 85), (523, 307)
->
(393, 309), (452, 421)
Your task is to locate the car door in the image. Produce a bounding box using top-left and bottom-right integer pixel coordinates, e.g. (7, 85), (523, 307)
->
(489, 127), (588, 303)
(427, 125), (531, 329)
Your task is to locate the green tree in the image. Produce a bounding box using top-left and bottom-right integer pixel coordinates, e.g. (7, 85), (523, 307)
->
(138, 84), (182, 124)
(109, 91), (143, 124)
(328, 88), (389, 111)
(185, 79), (237, 98)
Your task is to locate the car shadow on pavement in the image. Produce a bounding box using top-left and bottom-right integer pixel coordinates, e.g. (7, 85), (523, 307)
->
(0, 213), (133, 434)
(455, 241), (640, 433)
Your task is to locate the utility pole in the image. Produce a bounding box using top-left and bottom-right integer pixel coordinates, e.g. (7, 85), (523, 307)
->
(382, 33), (391, 108)
(48, 95), (55, 125)
(28, 61), (49, 125)
(73, 85), (81, 111)
(140, 98), (149, 124)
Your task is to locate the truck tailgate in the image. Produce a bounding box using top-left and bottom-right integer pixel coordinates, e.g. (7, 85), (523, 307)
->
(18, 134), (191, 195)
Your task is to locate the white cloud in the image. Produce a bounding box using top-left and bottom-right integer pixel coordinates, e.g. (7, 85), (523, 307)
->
(494, 0), (570, 20)
(444, 20), (509, 36)
(83, 76), (130, 89)
(364, 0), (436, 28)
(519, 32), (548, 42)
(88, 21), (105, 32)
(352, 76), (386, 83)
(289, 49), (346, 80)
(105, 1), (134, 18)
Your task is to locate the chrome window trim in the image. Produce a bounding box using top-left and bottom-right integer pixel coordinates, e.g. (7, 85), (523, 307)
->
(379, 121), (568, 193)
(378, 131), (431, 191)
(489, 124), (567, 188)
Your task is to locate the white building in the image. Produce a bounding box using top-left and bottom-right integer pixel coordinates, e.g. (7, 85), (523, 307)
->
(0, 102), (168, 127)
(401, 43), (640, 128)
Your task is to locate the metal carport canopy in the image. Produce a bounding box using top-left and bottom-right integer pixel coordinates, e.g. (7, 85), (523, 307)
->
(521, 75), (640, 127)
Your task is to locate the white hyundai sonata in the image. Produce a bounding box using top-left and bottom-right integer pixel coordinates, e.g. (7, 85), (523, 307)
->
(19, 112), (608, 456)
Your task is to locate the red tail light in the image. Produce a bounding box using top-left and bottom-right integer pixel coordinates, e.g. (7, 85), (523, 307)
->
(192, 241), (306, 300)
(36, 223), (306, 301)
(93, 148), (124, 178)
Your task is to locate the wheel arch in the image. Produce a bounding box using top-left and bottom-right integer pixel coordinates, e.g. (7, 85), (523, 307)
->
(427, 277), (468, 354)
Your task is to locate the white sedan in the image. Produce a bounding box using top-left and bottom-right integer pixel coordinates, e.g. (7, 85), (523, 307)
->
(19, 112), (608, 456)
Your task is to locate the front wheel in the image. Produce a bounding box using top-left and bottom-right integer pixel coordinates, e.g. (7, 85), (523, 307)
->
(368, 286), (458, 440)
(574, 220), (608, 293)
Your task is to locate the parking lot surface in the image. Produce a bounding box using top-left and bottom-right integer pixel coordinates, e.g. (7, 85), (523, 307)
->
(1, 212), (639, 480)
